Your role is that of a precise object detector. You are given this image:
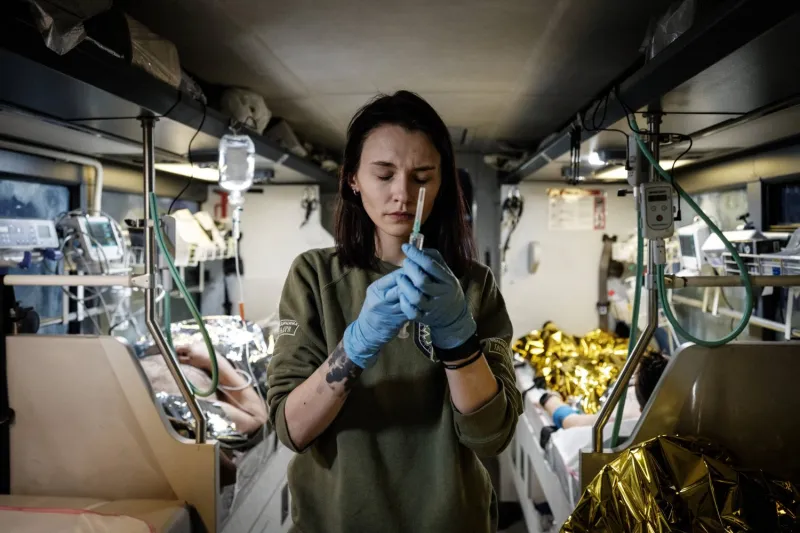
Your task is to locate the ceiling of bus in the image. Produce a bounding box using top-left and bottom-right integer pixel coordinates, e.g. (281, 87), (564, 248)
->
(521, 11), (800, 183)
(124, 0), (674, 153)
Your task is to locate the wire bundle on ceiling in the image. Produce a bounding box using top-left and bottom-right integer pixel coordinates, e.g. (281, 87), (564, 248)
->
(501, 187), (524, 271)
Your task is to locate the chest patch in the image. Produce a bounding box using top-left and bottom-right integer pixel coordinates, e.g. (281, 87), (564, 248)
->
(414, 322), (434, 360)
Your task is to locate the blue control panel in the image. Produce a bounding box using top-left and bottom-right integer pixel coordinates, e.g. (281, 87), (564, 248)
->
(0, 218), (59, 250)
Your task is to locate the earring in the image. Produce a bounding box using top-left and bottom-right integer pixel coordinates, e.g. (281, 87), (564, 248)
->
(352, 188), (359, 195)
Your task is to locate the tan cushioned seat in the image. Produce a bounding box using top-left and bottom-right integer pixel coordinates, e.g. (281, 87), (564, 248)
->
(0, 496), (190, 533)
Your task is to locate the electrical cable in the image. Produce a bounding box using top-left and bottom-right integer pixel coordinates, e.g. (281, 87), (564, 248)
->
(612, 86), (691, 214)
(150, 192), (219, 397)
(578, 90), (630, 143)
(169, 101), (207, 215)
(669, 135), (692, 221)
(570, 125), (581, 184)
(77, 293), (104, 334)
(593, 91), (610, 131)
(69, 234), (133, 336)
(590, 94), (604, 131)
(500, 190), (524, 268)
(54, 234), (112, 305)
(45, 225), (142, 334)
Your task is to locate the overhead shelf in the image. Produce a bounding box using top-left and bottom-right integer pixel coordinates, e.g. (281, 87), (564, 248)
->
(0, 11), (335, 186)
(507, 0), (800, 184)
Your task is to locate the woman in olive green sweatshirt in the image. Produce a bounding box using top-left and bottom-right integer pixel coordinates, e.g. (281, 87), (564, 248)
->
(267, 90), (523, 533)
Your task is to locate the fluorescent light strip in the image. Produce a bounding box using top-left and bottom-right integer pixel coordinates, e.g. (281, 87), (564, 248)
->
(594, 159), (692, 180)
(588, 151), (605, 167)
(155, 163), (219, 183)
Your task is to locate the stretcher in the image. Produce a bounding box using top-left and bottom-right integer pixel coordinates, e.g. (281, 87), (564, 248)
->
(504, 364), (641, 530)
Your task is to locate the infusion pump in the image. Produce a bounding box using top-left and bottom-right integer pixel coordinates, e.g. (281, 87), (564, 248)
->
(60, 214), (125, 266)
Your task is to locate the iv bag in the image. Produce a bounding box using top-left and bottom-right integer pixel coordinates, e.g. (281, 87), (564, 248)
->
(218, 133), (255, 192)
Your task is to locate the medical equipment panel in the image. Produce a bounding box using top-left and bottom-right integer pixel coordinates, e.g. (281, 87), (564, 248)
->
(0, 218), (58, 250)
(639, 183), (674, 239)
(676, 221), (710, 273)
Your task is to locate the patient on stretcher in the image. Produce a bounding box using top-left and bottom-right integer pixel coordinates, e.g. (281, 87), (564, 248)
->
(140, 342), (267, 436)
(536, 351), (668, 430)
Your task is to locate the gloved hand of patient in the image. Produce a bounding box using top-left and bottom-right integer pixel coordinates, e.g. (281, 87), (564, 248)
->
(399, 244), (476, 349)
(343, 269), (407, 368)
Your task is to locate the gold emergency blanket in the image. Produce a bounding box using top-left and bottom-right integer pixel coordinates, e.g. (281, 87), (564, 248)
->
(562, 435), (800, 533)
(512, 323), (631, 413)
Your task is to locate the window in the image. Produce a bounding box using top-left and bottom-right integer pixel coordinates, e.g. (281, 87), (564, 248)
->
(0, 179), (70, 334)
(765, 181), (800, 230)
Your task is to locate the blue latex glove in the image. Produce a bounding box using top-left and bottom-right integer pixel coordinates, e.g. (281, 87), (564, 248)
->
(399, 244), (477, 349)
(343, 269), (407, 368)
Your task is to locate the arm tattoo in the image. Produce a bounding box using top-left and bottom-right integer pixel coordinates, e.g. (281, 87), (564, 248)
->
(325, 343), (362, 392)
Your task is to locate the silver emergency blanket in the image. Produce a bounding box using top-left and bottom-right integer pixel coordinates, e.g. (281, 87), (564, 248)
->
(156, 391), (247, 445)
(167, 315), (272, 397)
(137, 315), (272, 444)
(24, 0), (112, 55)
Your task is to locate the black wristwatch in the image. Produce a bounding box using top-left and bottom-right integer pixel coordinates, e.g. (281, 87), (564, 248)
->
(435, 333), (481, 363)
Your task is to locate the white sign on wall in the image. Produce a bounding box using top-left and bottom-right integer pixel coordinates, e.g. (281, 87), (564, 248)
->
(547, 188), (607, 231)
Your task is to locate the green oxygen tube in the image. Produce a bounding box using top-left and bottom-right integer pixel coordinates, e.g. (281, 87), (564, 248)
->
(149, 192), (219, 396)
(610, 211), (644, 448)
(626, 120), (754, 346)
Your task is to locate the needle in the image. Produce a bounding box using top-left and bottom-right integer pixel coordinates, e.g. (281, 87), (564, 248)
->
(409, 187), (426, 249)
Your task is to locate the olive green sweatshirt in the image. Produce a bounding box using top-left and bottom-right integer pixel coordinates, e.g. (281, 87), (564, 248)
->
(267, 248), (522, 533)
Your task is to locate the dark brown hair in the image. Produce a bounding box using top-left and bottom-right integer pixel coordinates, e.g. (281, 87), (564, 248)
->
(634, 351), (669, 409)
(334, 90), (475, 276)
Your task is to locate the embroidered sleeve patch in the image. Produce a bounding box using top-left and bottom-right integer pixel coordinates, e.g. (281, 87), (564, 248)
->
(278, 319), (299, 338)
(414, 323), (434, 360)
(482, 337), (510, 357)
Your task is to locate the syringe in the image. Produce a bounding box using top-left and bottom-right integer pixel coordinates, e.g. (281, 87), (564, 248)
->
(408, 187), (426, 249)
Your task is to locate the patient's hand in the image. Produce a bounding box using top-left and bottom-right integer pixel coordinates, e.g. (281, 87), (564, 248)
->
(176, 342), (217, 371)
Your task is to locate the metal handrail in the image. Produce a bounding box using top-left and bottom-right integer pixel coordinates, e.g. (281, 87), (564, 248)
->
(140, 116), (207, 443)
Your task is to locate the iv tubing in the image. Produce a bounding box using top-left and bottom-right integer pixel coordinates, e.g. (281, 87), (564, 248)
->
(627, 117), (754, 346)
(150, 192), (219, 396)
(234, 210), (246, 321)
